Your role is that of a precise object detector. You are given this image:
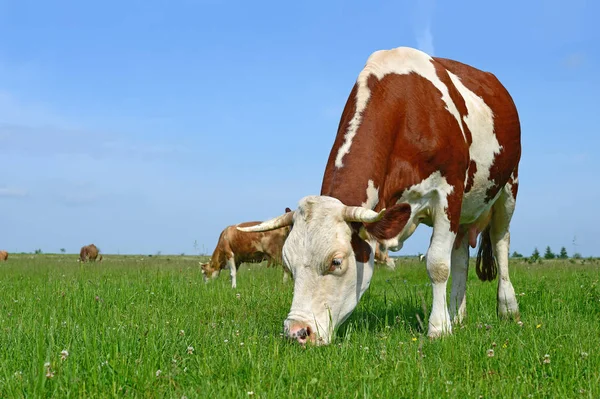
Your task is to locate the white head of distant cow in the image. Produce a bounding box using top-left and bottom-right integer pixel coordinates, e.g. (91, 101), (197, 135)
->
(239, 195), (404, 345)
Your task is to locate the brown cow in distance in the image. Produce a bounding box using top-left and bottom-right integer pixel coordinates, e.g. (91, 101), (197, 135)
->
(0, 250), (8, 261)
(201, 209), (292, 289)
(79, 244), (103, 262)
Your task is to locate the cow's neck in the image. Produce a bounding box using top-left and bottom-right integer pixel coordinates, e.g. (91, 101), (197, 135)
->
(320, 81), (398, 211)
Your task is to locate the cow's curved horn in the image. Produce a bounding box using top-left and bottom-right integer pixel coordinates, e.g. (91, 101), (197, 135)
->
(343, 206), (386, 223)
(237, 211), (295, 232)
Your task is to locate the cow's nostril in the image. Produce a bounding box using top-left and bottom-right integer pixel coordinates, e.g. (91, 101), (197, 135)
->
(286, 322), (314, 344)
(296, 326), (312, 340)
(297, 328), (308, 339)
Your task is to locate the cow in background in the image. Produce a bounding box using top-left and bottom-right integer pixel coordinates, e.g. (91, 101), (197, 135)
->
(201, 209), (292, 288)
(79, 244), (103, 262)
(0, 250), (8, 261)
(374, 245), (395, 269)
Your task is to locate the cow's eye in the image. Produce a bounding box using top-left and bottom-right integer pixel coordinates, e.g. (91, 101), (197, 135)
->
(326, 256), (345, 274)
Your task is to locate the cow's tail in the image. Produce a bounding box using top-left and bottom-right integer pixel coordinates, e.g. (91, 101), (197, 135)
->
(98, 254), (103, 262)
(476, 225), (497, 281)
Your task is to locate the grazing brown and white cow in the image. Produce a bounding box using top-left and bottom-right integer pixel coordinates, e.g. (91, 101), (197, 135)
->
(79, 244), (102, 262)
(0, 250), (8, 261)
(201, 209), (292, 288)
(240, 46), (521, 344)
(374, 244), (395, 269)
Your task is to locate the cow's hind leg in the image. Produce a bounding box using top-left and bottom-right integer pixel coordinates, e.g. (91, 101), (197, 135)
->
(450, 233), (469, 324)
(490, 185), (519, 319)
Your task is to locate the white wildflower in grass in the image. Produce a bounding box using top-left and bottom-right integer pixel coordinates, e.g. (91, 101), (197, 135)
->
(236, 293), (241, 299)
(517, 321), (524, 327)
(44, 362), (54, 378)
(487, 349), (495, 358)
(224, 339), (229, 343)
(581, 351), (589, 359)
(247, 392), (254, 396)
(187, 346), (194, 354)
(543, 354), (551, 364)
(179, 330), (185, 336)
(156, 369), (162, 377)
(240, 342), (244, 346)
(60, 350), (69, 361)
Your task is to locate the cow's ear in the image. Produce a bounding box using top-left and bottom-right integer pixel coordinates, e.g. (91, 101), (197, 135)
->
(351, 231), (372, 263)
(285, 207), (292, 213)
(364, 203), (411, 240)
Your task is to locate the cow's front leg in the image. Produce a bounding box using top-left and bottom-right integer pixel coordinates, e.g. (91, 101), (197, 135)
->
(228, 258), (237, 289)
(426, 215), (456, 338)
(282, 267), (291, 284)
(450, 233), (469, 324)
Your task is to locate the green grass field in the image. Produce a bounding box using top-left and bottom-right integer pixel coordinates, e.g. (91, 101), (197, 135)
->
(0, 254), (598, 398)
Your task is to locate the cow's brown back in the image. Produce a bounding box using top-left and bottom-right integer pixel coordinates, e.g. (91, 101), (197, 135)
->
(321, 49), (520, 236)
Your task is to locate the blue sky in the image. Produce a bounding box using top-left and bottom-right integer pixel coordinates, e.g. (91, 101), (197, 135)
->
(1, 0), (598, 256)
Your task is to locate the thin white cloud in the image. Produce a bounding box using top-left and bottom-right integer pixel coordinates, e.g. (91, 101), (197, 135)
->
(61, 193), (99, 207)
(414, 0), (435, 56)
(0, 88), (195, 161)
(0, 90), (74, 128)
(0, 187), (28, 198)
(0, 123), (193, 161)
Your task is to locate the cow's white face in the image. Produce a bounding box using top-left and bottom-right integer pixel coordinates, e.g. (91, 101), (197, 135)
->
(237, 195), (411, 345)
(282, 196), (376, 345)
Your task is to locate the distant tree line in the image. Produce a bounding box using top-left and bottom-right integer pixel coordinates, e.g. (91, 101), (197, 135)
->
(510, 245), (591, 265)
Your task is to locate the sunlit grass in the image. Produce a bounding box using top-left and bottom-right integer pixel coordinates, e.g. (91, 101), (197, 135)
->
(0, 254), (598, 398)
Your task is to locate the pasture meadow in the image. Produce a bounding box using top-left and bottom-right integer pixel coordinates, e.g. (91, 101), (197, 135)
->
(0, 254), (598, 398)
